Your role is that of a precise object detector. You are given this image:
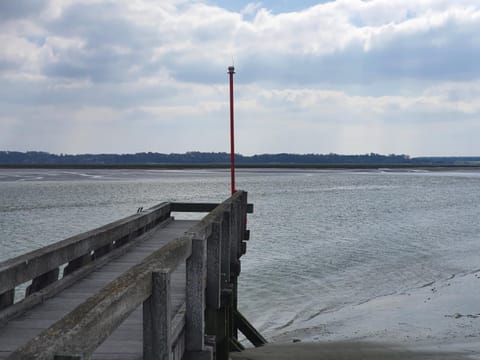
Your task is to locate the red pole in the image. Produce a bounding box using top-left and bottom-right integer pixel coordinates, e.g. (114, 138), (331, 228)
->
(228, 66), (236, 195)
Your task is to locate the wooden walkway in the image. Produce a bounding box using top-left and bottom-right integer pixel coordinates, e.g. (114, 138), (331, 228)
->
(0, 191), (264, 360)
(0, 219), (194, 359)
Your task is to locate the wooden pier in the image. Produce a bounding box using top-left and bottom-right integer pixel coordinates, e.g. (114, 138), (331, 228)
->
(0, 190), (266, 359)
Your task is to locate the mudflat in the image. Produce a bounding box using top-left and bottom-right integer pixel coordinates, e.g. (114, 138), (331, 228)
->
(230, 341), (473, 360)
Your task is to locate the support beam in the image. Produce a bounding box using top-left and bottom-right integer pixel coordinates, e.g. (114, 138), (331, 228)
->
(228, 338), (245, 352)
(234, 309), (267, 348)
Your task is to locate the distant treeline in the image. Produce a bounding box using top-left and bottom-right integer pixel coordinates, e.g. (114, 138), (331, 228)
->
(1, 151), (480, 166)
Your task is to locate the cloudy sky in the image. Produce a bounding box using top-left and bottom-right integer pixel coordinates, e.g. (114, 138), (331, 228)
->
(1, 0), (479, 156)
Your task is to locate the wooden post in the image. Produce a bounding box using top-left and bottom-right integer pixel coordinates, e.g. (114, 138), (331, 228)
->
(206, 222), (221, 310)
(229, 201), (240, 277)
(205, 221), (228, 360)
(230, 200), (242, 341)
(143, 270), (171, 360)
(213, 306), (229, 360)
(220, 207), (231, 286)
(185, 237), (212, 360)
(219, 205), (233, 359)
(240, 192), (248, 255)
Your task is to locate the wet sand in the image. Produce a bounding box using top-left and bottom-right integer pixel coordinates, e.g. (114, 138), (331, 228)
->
(233, 270), (480, 359)
(230, 341), (473, 359)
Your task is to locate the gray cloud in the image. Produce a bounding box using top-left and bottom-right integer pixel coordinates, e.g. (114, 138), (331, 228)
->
(2, 0), (480, 156)
(39, 2), (165, 83)
(234, 21), (480, 87)
(0, 1), (46, 21)
(0, 76), (180, 109)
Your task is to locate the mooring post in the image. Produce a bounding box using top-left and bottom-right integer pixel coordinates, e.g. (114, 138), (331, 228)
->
(143, 270), (172, 360)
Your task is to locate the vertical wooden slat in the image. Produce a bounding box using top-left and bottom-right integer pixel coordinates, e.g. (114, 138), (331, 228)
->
(220, 208), (231, 287)
(143, 270), (172, 360)
(206, 222), (221, 310)
(26, 268), (59, 296)
(64, 253), (92, 276)
(185, 237), (207, 352)
(229, 202), (239, 275)
(0, 289), (14, 311)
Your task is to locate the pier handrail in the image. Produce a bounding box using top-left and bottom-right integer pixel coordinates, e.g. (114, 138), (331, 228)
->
(0, 202), (172, 315)
(8, 236), (192, 359)
(5, 190), (254, 360)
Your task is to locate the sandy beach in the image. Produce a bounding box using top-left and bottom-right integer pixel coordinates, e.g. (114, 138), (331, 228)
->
(234, 269), (480, 359)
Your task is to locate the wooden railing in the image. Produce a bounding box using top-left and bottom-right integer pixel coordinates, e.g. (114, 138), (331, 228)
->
(1, 190), (263, 360)
(0, 202), (172, 325)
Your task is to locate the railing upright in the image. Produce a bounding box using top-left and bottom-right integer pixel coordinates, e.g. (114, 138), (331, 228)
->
(143, 270), (172, 360)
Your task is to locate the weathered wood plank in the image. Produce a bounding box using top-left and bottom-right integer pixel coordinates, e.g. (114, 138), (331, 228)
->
(1, 191), (253, 360)
(0, 291), (14, 312)
(207, 222), (221, 310)
(0, 203), (171, 295)
(0, 221), (195, 358)
(171, 203), (253, 214)
(143, 271), (171, 360)
(0, 218), (174, 327)
(7, 235), (192, 359)
(185, 237), (207, 353)
(26, 268), (59, 296)
(234, 309), (267, 348)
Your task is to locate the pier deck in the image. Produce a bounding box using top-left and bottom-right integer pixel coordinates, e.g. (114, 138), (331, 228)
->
(0, 191), (262, 360)
(0, 219), (194, 359)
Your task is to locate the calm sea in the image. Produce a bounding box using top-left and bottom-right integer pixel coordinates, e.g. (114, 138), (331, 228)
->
(1, 168), (480, 338)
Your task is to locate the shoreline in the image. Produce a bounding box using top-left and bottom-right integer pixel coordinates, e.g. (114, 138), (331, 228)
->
(230, 341), (475, 359)
(256, 269), (480, 359)
(2, 164), (480, 170)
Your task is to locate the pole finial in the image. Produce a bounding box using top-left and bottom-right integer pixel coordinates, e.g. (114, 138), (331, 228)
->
(228, 66), (235, 74)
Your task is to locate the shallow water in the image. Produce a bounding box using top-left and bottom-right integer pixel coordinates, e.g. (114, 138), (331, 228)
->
(1, 168), (480, 339)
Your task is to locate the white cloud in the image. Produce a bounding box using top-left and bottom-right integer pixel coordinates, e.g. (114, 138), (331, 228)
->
(241, 2), (263, 16)
(1, 0), (480, 156)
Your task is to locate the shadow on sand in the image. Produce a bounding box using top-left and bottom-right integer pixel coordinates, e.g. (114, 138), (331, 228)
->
(230, 341), (474, 360)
